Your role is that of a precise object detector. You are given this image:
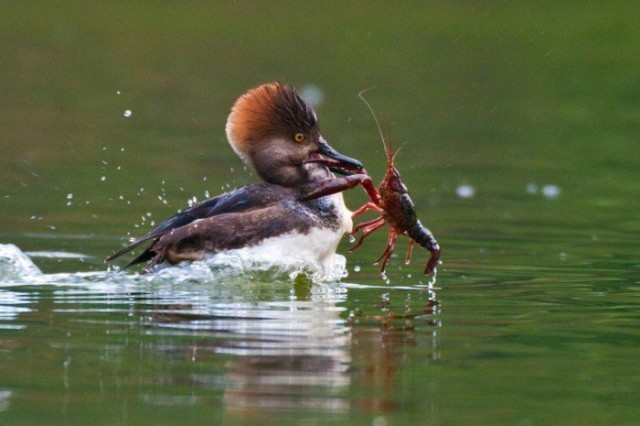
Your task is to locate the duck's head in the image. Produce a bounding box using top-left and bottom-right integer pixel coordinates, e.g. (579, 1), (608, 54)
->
(225, 82), (363, 187)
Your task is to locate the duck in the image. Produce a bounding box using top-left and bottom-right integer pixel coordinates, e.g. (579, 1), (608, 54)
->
(106, 82), (365, 273)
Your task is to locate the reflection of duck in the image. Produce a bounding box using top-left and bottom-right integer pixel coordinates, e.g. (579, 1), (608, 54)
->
(106, 83), (363, 273)
(142, 283), (440, 419)
(147, 284), (353, 416)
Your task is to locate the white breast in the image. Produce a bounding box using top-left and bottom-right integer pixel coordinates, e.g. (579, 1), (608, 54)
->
(211, 192), (353, 278)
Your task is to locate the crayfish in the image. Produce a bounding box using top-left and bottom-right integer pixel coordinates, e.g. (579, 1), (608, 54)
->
(348, 135), (440, 276)
(302, 93), (440, 276)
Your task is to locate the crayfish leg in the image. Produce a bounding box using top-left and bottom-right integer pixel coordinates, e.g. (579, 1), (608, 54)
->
(374, 228), (398, 274)
(300, 174), (372, 202)
(352, 202), (383, 219)
(404, 239), (415, 265)
(349, 217), (386, 252)
(351, 216), (385, 235)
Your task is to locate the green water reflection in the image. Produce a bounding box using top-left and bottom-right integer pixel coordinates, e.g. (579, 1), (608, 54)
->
(1, 1), (640, 425)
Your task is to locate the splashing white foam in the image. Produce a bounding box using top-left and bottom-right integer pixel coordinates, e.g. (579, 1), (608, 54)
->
(0, 244), (43, 281)
(149, 249), (348, 283)
(1, 239), (347, 288)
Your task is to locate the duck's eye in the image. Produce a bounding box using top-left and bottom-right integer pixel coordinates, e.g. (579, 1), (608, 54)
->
(294, 133), (306, 143)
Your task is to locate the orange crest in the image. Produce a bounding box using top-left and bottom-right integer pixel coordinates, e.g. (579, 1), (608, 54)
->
(226, 82), (318, 153)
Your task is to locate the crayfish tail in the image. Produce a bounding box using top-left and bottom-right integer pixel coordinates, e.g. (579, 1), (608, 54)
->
(424, 244), (441, 275)
(408, 221), (441, 275)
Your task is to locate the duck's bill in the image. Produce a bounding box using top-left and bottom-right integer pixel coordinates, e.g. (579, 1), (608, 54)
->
(306, 139), (364, 176)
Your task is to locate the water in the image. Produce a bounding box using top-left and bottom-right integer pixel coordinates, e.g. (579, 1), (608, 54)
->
(2, 2), (640, 425)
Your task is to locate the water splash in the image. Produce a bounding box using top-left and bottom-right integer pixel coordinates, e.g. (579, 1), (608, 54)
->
(0, 244), (43, 281)
(1, 243), (347, 287)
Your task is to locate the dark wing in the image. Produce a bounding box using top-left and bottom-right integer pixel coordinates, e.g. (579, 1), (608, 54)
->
(139, 201), (315, 272)
(106, 183), (289, 264)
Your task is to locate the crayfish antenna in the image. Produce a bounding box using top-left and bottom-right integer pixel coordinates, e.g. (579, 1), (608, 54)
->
(381, 116), (393, 166)
(358, 89), (393, 164)
(359, 89), (401, 169)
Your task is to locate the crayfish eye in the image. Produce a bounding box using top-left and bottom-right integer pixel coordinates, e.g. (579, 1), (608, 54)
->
(294, 133), (306, 143)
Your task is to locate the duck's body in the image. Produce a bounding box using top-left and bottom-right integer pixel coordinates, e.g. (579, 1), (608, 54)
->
(112, 182), (352, 273)
(106, 83), (362, 273)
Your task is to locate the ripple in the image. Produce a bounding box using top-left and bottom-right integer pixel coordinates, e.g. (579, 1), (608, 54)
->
(25, 251), (91, 259)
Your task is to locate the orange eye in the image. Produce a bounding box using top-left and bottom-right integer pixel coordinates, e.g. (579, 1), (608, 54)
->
(294, 133), (306, 143)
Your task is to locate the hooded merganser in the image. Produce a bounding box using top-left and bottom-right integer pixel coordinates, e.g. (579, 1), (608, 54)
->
(106, 82), (365, 273)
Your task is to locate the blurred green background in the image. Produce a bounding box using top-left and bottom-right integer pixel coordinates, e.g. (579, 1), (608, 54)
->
(3, 1), (639, 258)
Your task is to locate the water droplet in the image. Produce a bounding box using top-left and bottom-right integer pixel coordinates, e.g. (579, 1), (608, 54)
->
(66, 193), (73, 200)
(100, 176), (106, 182)
(354, 265), (361, 272)
(526, 182), (538, 194)
(116, 90), (121, 95)
(300, 84), (324, 107)
(456, 184), (475, 198)
(348, 235), (356, 243)
(542, 184), (560, 199)
(123, 109), (132, 118)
